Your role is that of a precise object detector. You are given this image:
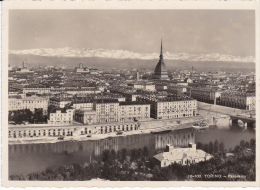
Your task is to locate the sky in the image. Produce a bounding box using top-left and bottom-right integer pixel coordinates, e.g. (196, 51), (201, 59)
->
(9, 10), (255, 57)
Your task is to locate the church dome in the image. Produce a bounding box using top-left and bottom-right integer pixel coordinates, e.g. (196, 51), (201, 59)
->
(154, 61), (168, 74)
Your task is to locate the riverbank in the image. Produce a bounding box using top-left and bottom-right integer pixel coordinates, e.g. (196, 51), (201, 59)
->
(8, 121), (196, 145)
(9, 103), (233, 145)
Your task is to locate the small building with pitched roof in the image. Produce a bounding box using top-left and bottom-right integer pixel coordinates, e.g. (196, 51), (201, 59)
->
(153, 143), (212, 167)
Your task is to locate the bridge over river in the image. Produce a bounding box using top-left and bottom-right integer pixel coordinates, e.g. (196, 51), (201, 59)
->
(230, 113), (256, 129)
(198, 102), (256, 129)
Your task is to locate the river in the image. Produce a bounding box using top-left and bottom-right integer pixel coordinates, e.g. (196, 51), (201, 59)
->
(9, 126), (255, 176)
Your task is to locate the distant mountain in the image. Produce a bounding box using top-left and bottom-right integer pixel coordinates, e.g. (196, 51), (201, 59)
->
(9, 54), (255, 71)
(9, 47), (255, 63)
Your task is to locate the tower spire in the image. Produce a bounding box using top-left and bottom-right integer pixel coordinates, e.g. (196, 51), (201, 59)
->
(160, 38), (163, 60)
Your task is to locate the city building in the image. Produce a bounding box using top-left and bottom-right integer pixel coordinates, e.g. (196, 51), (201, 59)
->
(8, 121), (139, 138)
(74, 108), (97, 125)
(65, 89), (102, 95)
(167, 85), (188, 96)
(119, 102), (150, 122)
(8, 95), (49, 115)
(22, 86), (51, 94)
(155, 83), (168, 91)
(16, 60), (34, 73)
(74, 99), (150, 125)
(220, 92), (255, 110)
(137, 95), (197, 119)
(72, 101), (94, 110)
(110, 87), (142, 101)
(49, 97), (72, 108)
(188, 87), (221, 104)
(47, 108), (74, 125)
(94, 99), (120, 124)
(75, 63), (90, 73)
(128, 82), (156, 91)
(153, 40), (170, 80)
(153, 143), (212, 167)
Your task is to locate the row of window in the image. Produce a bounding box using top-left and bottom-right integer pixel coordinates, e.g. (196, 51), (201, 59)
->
(164, 159), (200, 166)
(9, 128), (74, 138)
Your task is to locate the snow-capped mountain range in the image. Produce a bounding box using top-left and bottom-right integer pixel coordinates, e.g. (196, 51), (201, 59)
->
(9, 47), (255, 63)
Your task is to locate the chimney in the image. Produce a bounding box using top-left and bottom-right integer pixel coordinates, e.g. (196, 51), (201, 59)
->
(165, 144), (174, 152)
(188, 143), (196, 150)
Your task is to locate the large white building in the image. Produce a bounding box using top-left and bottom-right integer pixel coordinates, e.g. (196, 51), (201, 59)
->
(8, 95), (49, 115)
(119, 102), (150, 122)
(220, 92), (255, 110)
(48, 108), (74, 125)
(153, 143), (212, 167)
(94, 99), (120, 124)
(74, 100), (151, 125)
(188, 87), (221, 104)
(137, 96), (197, 119)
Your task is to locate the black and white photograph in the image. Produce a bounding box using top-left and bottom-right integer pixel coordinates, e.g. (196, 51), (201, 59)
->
(1, 1), (259, 187)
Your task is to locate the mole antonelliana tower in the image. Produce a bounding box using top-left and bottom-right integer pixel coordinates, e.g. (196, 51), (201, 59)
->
(153, 39), (170, 80)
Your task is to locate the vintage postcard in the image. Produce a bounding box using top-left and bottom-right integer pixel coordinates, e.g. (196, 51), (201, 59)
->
(1, 0), (259, 188)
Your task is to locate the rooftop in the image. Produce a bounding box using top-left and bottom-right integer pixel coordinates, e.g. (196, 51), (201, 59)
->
(153, 147), (212, 162)
(221, 91), (255, 97)
(95, 99), (119, 104)
(50, 108), (73, 113)
(119, 101), (150, 106)
(138, 94), (194, 102)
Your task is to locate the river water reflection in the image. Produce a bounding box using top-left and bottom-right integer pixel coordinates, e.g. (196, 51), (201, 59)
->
(9, 127), (255, 176)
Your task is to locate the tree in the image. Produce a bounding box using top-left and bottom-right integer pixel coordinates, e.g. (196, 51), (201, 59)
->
(24, 109), (33, 122)
(131, 148), (138, 161)
(245, 142), (250, 148)
(12, 111), (18, 123)
(219, 142), (225, 153)
(197, 142), (203, 150)
(203, 144), (209, 153)
(137, 148), (143, 159)
(250, 138), (255, 149)
(55, 174), (64, 180)
(118, 148), (127, 163)
(143, 146), (149, 158)
(110, 149), (117, 161)
(213, 140), (220, 153)
(234, 145), (242, 153)
(102, 162), (111, 179)
(240, 140), (245, 149)
(208, 141), (214, 154)
(34, 108), (44, 123)
(102, 150), (112, 164)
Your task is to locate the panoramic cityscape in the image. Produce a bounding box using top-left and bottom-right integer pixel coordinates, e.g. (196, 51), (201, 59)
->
(7, 9), (256, 181)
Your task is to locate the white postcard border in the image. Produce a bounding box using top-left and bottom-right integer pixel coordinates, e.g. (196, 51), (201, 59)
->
(1, 0), (260, 187)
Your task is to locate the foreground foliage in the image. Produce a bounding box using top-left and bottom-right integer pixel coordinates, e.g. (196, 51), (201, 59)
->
(10, 139), (255, 181)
